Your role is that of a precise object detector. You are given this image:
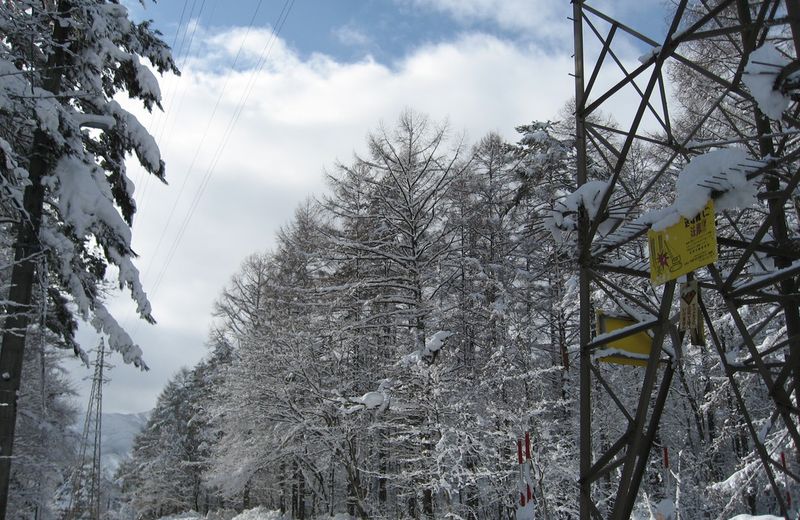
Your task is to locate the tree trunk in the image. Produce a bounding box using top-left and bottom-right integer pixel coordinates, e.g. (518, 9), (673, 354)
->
(0, 3), (70, 517)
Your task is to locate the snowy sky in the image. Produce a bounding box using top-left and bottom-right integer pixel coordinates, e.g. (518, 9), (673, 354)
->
(66, 0), (671, 414)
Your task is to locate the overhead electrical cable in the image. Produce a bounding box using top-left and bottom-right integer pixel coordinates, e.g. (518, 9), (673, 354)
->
(133, 0), (192, 194)
(147, 0), (295, 299)
(137, 0), (210, 211)
(139, 0), (266, 288)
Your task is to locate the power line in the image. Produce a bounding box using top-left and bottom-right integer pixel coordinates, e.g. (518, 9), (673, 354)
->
(138, 0), (267, 290)
(137, 0), (211, 212)
(132, 0), (192, 196)
(148, 0), (295, 299)
(147, 0), (295, 299)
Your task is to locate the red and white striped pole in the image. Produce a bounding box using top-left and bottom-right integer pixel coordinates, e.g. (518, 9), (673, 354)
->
(517, 438), (526, 507)
(781, 451), (791, 510)
(525, 432), (533, 503)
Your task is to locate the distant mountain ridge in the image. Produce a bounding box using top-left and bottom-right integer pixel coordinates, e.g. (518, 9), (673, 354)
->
(101, 411), (149, 473)
(74, 411), (150, 474)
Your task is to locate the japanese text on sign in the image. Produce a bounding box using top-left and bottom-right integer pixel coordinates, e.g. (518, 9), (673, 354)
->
(648, 201), (718, 285)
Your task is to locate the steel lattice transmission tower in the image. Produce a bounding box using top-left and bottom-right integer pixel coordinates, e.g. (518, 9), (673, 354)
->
(572, 0), (800, 518)
(66, 340), (107, 520)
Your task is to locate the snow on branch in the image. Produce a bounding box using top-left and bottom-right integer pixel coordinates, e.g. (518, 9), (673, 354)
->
(637, 148), (756, 230)
(399, 330), (454, 366)
(52, 155), (133, 244)
(742, 43), (792, 121)
(92, 303), (147, 369)
(341, 379), (392, 414)
(107, 100), (165, 179)
(544, 180), (613, 242)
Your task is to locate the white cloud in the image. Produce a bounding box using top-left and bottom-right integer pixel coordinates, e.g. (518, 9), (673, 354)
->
(404, 0), (669, 45)
(409, 0), (569, 39)
(74, 24), (647, 413)
(332, 25), (371, 48)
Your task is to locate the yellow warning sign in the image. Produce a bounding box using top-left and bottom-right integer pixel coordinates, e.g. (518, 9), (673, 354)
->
(596, 311), (653, 367)
(648, 201), (718, 286)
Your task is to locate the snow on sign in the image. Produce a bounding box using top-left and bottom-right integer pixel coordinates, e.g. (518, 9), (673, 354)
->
(648, 200), (718, 285)
(595, 311), (653, 367)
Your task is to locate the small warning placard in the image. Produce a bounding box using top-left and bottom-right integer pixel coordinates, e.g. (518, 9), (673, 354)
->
(679, 280), (705, 346)
(648, 201), (718, 286)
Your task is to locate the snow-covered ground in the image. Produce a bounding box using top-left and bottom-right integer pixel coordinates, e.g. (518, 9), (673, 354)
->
(157, 509), (354, 520)
(155, 506), (785, 520)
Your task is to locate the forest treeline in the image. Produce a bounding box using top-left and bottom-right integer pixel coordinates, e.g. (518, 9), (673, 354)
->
(5, 1), (799, 519)
(118, 112), (583, 519)
(118, 100), (795, 519)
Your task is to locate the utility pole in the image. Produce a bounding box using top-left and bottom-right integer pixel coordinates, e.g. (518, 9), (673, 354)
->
(0, 2), (71, 517)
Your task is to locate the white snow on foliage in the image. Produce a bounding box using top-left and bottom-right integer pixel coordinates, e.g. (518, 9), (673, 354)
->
(343, 379), (392, 413)
(742, 43), (791, 120)
(107, 100), (163, 175)
(426, 330), (453, 355)
(92, 303), (146, 368)
(399, 330), (454, 366)
(559, 180), (610, 220)
(72, 113), (116, 130)
(50, 152), (152, 321)
(638, 45), (662, 64)
(545, 180), (612, 241)
(53, 155), (132, 242)
(358, 391), (385, 409)
(639, 148), (756, 230)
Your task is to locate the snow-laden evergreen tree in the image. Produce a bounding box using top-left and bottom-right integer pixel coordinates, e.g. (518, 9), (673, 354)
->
(7, 331), (78, 519)
(118, 369), (201, 519)
(0, 0), (177, 510)
(0, 0), (177, 359)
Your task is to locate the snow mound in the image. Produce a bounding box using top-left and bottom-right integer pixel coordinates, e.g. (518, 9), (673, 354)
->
(729, 515), (782, 520)
(231, 507), (285, 520)
(156, 513), (202, 520)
